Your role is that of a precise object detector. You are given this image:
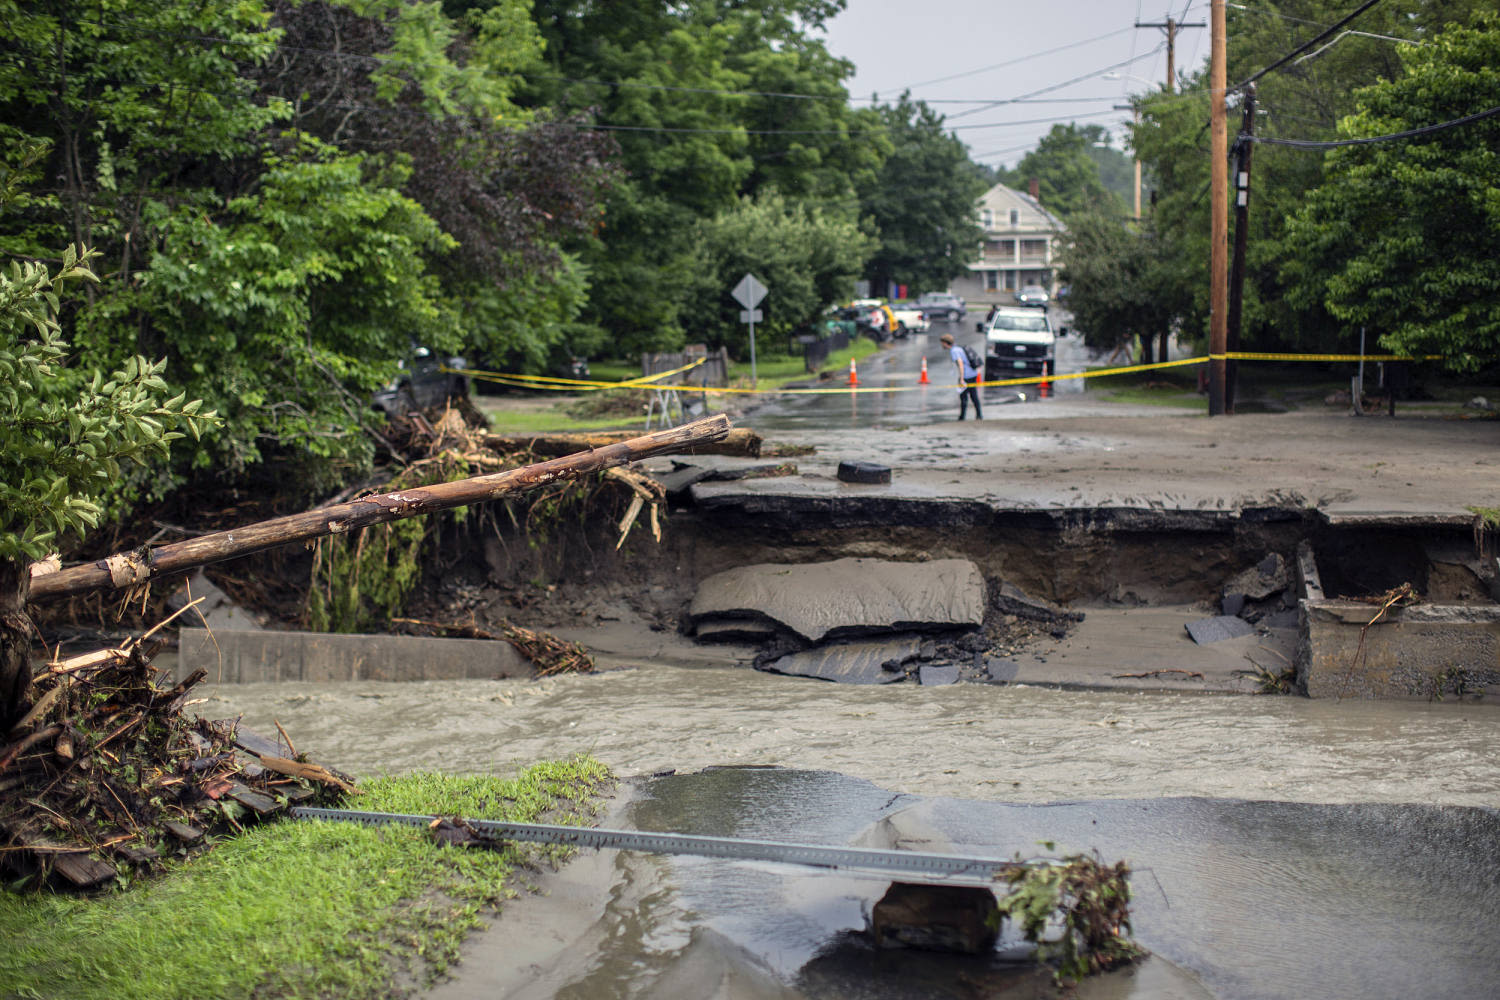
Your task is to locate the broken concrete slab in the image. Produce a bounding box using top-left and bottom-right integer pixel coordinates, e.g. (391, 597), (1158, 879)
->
(992, 581), (1083, 624)
(176, 627), (532, 683)
(984, 658), (1019, 683)
(656, 463), (716, 498)
(761, 637), (922, 684)
(1185, 615), (1255, 644)
(689, 558), (986, 643)
(1298, 602), (1500, 699)
(918, 664), (960, 686)
(1224, 553), (1291, 601)
(167, 570), (261, 631)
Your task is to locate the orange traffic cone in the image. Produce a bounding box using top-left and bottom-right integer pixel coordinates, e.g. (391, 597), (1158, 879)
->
(848, 357), (859, 386)
(1039, 360), (1051, 398)
(919, 357), (930, 384)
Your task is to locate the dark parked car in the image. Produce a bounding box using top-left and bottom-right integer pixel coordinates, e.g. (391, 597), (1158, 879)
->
(371, 347), (470, 416)
(918, 291), (966, 321)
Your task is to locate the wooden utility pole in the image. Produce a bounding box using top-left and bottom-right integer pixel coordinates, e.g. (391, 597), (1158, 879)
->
(29, 415), (733, 602)
(1226, 84), (1257, 415)
(1113, 104), (1143, 218)
(1136, 15), (1206, 92)
(1208, 0), (1228, 416)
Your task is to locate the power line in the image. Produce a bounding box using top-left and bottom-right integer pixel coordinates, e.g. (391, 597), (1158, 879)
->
(1231, 0), (1385, 93)
(1247, 104), (1500, 149)
(889, 26), (1135, 94)
(944, 45), (1167, 122)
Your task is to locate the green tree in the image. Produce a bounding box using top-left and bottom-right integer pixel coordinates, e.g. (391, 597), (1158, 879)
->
(1127, 0), (1494, 357)
(1004, 124), (1124, 222)
(89, 141), (458, 486)
(679, 190), (873, 356)
(529, 0), (877, 356)
(857, 94), (988, 297)
(1061, 212), (1187, 364)
(1, 0), (616, 498)
(1282, 17), (1500, 369)
(0, 237), (213, 727)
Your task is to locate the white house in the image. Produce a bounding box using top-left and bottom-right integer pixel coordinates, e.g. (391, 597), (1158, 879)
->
(950, 180), (1065, 307)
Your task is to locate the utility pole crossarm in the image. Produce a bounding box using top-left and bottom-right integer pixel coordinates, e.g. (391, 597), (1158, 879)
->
(1135, 17), (1207, 92)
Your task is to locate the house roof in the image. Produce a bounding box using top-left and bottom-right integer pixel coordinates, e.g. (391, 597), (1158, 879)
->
(976, 182), (1066, 234)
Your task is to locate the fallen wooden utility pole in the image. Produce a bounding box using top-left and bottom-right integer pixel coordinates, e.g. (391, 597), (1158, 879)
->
(29, 414), (732, 603)
(484, 426), (761, 459)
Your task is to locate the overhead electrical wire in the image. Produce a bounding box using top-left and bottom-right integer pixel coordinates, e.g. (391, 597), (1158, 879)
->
(944, 45), (1167, 121)
(887, 26), (1135, 94)
(1249, 104), (1500, 149)
(1230, 0), (1385, 93)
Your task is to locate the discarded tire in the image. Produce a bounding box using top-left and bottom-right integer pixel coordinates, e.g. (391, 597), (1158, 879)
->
(837, 460), (891, 484)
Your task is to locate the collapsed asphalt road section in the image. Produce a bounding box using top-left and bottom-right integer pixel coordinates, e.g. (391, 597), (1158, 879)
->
(686, 558), (1033, 684)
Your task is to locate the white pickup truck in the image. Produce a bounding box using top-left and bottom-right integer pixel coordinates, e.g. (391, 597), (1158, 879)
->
(983, 306), (1054, 382)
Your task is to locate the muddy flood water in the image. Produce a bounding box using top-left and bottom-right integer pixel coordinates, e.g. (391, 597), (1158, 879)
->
(199, 663), (1500, 999)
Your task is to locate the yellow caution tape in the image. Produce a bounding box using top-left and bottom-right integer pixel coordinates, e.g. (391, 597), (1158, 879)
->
(442, 352), (1441, 397)
(445, 356), (708, 391)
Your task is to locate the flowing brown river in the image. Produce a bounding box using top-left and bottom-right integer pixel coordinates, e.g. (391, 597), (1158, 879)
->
(198, 663), (1500, 1000)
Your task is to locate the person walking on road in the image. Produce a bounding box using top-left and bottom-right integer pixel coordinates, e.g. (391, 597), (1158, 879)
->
(940, 333), (982, 420)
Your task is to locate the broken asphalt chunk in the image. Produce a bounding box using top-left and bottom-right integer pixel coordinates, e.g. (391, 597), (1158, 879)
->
(1185, 615), (1256, 644)
(690, 558), (986, 643)
(762, 637), (922, 684)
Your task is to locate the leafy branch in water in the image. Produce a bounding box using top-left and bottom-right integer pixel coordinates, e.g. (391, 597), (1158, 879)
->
(996, 851), (1146, 983)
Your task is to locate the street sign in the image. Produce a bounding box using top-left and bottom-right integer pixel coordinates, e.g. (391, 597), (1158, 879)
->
(730, 273), (768, 388)
(731, 273), (767, 310)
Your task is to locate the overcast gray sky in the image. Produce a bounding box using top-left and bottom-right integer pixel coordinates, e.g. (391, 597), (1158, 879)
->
(819, 1), (1211, 169)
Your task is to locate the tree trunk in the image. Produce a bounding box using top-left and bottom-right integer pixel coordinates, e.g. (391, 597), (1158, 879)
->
(1138, 333), (1156, 366)
(29, 414), (732, 604)
(0, 559), (34, 732)
(483, 427), (761, 458)
(1157, 329), (1170, 366)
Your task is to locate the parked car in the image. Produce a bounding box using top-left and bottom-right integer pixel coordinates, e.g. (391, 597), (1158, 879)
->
(888, 301), (930, 335)
(983, 306), (1054, 383)
(371, 347), (470, 416)
(917, 291), (966, 321)
(849, 299), (899, 341)
(1016, 284), (1050, 307)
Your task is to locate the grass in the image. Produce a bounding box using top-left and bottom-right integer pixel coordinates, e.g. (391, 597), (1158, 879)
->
(1085, 369), (1205, 408)
(474, 337), (885, 434)
(0, 758), (612, 1000)
(1469, 506), (1500, 529)
(726, 336), (882, 389)
(478, 402), (644, 435)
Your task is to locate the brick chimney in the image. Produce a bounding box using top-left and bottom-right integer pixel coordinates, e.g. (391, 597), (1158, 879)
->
(1028, 177), (1040, 202)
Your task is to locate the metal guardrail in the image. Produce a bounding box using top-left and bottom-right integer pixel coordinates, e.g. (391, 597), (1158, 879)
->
(291, 807), (1041, 886)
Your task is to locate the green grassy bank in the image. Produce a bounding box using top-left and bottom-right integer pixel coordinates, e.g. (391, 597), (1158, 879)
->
(0, 758), (612, 1000)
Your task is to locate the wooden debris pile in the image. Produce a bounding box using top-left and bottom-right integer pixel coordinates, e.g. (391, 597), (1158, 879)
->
(0, 630), (349, 891)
